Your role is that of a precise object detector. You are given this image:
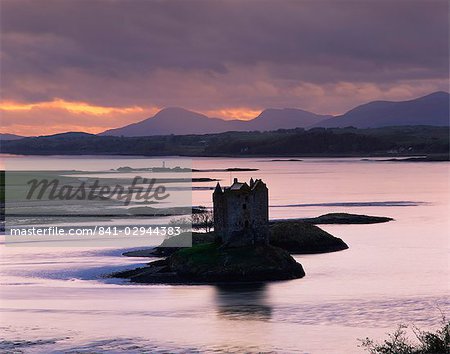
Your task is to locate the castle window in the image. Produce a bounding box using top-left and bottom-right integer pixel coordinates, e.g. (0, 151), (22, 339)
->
(242, 203), (247, 210)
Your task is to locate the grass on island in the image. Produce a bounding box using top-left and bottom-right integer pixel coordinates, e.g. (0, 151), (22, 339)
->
(173, 242), (221, 265)
(172, 242), (288, 267)
(129, 220), (350, 258)
(168, 241), (305, 281)
(118, 240), (306, 283)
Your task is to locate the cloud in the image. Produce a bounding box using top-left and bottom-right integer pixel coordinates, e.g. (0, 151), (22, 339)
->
(0, 99), (157, 135)
(205, 108), (263, 120)
(0, 98), (146, 115)
(0, 0), (448, 135)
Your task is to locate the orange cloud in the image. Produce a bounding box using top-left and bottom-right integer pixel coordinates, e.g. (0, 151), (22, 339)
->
(3, 123), (112, 136)
(0, 99), (160, 136)
(0, 98), (265, 136)
(0, 98), (146, 116)
(204, 108), (262, 120)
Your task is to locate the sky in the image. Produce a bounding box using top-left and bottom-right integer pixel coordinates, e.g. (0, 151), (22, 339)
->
(1, 0), (448, 136)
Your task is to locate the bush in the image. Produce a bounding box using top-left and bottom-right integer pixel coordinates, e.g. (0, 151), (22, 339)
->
(359, 318), (449, 354)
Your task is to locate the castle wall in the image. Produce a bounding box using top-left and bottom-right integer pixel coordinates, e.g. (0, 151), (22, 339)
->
(213, 179), (269, 247)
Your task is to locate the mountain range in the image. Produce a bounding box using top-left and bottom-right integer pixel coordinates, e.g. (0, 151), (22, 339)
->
(315, 91), (449, 128)
(1, 92), (448, 140)
(100, 107), (331, 136)
(101, 91), (449, 137)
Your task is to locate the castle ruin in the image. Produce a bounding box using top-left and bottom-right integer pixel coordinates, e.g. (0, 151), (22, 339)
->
(213, 178), (269, 247)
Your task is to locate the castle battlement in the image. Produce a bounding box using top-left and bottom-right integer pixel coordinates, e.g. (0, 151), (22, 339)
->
(213, 178), (269, 247)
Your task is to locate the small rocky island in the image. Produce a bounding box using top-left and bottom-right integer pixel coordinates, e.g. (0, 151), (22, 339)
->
(112, 178), (391, 284)
(116, 243), (305, 283)
(113, 178), (306, 284)
(130, 221), (349, 258)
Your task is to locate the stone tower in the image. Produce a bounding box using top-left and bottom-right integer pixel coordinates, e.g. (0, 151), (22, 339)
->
(213, 178), (269, 247)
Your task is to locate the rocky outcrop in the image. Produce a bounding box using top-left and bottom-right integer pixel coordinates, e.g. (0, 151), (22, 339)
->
(124, 220), (350, 258)
(270, 221), (348, 254)
(113, 243), (305, 284)
(297, 213), (393, 224)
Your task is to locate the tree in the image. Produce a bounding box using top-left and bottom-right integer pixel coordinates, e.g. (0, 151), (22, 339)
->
(359, 317), (449, 354)
(192, 207), (213, 233)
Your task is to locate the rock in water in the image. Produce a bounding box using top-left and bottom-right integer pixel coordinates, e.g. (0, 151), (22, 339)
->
(270, 222), (348, 254)
(124, 221), (350, 258)
(113, 243), (305, 284)
(301, 213), (393, 224)
(169, 243), (305, 282)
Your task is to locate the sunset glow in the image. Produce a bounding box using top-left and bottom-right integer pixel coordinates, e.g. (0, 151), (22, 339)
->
(1, 1), (447, 136)
(0, 99), (145, 116)
(205, 108), (262, 120)
(0, 2), (449, 353)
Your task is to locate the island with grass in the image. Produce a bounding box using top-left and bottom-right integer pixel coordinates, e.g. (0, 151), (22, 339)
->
(113, 178), (307, 284)
(112, 179), (393, 284)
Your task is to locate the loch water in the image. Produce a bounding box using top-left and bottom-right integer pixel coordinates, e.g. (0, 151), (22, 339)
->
(1, 155), (449, 353)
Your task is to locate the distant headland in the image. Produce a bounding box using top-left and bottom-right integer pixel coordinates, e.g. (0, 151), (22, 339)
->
(1, 126), (449, 159)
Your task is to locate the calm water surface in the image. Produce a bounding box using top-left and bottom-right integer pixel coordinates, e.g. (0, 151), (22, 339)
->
(1, 155), (449, 353)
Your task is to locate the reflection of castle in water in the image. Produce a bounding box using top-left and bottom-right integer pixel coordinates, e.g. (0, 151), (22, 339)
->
(214, 283), (272, 321)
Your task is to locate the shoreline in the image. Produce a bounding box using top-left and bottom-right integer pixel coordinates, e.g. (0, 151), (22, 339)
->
(1, 152), (448, 161)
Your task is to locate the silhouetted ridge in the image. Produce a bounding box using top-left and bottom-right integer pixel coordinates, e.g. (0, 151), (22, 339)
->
(315, 91), (449, 128)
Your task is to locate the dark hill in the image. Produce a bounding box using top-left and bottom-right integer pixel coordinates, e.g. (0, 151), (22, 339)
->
(246, 108), (331, 131)
(0, 133), (25, 140)
(316, 92), (449, 128)
(101, 107), (245, 136)
(100, 107), (330, 137)
(38, 132), (96, 139)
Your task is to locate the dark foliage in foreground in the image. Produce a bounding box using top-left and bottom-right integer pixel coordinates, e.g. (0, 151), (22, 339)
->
(360, 319), (450, 354)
